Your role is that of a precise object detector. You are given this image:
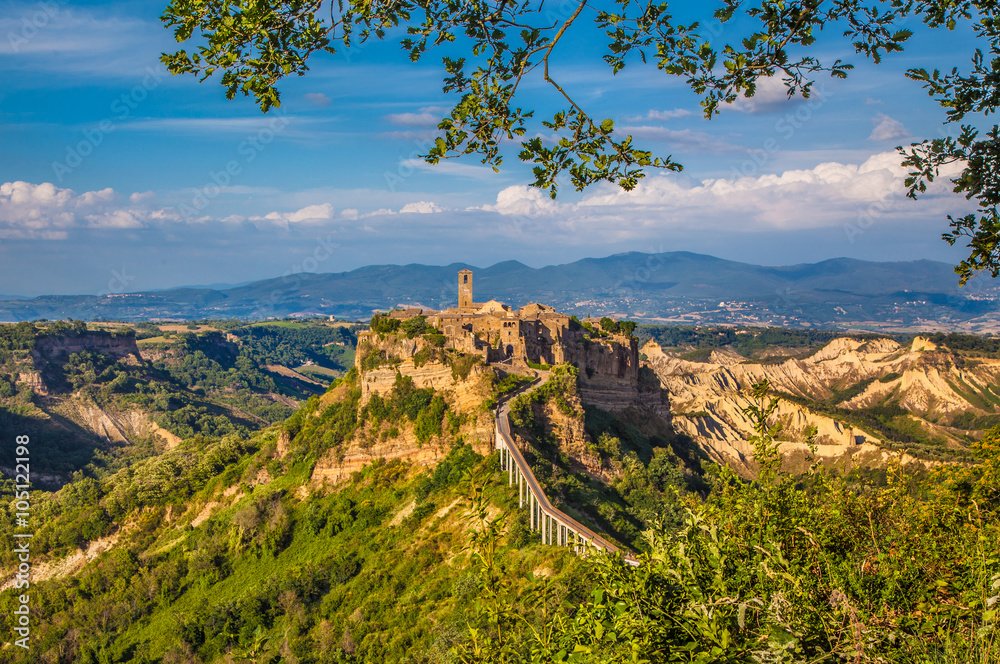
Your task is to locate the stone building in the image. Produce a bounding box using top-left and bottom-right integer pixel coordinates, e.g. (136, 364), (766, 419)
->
(404, 270), (574, 367)
(370, 270), (662, 415)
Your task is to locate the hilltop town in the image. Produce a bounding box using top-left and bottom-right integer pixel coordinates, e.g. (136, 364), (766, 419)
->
(359, 270), (670, 415)
(379, 269), (637, 367)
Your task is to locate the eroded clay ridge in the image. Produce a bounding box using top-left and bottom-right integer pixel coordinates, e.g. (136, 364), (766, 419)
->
(645, 335), (998, 474)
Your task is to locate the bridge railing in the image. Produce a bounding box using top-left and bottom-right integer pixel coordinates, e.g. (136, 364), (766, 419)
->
(493, 378), (637, 564)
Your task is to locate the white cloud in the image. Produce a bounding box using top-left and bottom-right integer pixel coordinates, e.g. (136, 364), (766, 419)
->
(646, 108), (693, 120)
(385, 112), (439, 127)
(252, 203), (337, 226)
(572, 151), (964, 232)
(616, 126), (740, 154)
(120, 117), (296, 134)
(399, 158), (501, 180)
(0, 151), (970, 253)
(464, 152), (968, 243)
(0, 9), (147, 57)
(202, 186), (281, 196)
(400, 201), (443, 214)
(384, 106), (451, 127)
(0, 181), (164, 238)
(0, 7), (171, 79)
(85, 209), (144, 229)
(728, 76), (805, 114)
(868, 113), (909, 141)
(278, 203), (336, 223)
(304, 93), (331, 107)
(480, 186), (559, 216)
(377, 129), (441, 142)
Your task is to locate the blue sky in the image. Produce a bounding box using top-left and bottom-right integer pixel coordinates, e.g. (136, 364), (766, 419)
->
(0, 0), (984, 295)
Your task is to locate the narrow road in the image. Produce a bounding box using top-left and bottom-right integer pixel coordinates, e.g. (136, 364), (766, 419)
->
(495, 371), (631, 559)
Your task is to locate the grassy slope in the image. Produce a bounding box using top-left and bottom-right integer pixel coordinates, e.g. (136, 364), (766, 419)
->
(0, 375), (586, 663)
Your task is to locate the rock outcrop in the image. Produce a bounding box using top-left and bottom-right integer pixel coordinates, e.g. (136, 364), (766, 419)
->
(16, 371), (46, 395)
(64, 402), (180, 449)
(310, 335), (499, 487)
(644, 336), (996, 475)
(30, 332), (143, 390)
(311, 425), (455, 486)
(33, 332), (141, 364)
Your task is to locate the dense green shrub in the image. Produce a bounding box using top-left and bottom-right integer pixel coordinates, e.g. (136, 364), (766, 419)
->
(401, 315), (430, 338)
(456, 384), (1000, 663)
(450, 353), (481, 380)
(369, 312), (401, 334)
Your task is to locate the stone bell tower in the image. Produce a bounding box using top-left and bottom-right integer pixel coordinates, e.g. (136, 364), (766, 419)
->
(458, 269), (473, 309)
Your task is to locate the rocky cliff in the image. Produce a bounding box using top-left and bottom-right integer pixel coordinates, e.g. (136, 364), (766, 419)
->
(60, 402), (181, 449)
(316, 326), (678, 494)
(30, 332), (142, 389)
(32, 332), (141, 363)
(310, 333), (499, 486)
(644, 336), (999, 475)
(515, 384), (612, 484)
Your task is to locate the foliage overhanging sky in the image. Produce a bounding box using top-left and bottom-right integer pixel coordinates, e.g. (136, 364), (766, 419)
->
(0, 0), (983, 295)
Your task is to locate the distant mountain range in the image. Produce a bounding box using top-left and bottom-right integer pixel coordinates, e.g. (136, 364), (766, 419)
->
(2, 252), (998, 332)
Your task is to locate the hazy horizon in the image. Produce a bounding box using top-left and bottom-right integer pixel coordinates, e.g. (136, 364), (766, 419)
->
(0, 0), (981, 296)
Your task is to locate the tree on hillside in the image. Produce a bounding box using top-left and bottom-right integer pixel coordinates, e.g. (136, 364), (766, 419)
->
(161, 1), (1000, 282)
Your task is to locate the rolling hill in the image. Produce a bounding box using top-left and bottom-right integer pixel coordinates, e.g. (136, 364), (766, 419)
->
(0, 252), (996, 331)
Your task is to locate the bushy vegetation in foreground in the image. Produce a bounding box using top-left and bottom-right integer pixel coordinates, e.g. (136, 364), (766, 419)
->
(1, 364), (998, 663)
(459, 382), (1000, 663)
(0, 427), (584, 662)
(507, 364), (706, 551)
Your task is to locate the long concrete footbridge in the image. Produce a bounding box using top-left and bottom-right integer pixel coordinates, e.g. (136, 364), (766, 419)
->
(494, 374), (638, 564)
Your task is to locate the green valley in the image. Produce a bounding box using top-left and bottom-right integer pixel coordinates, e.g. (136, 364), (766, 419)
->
(0, 315), (997, 663)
